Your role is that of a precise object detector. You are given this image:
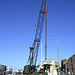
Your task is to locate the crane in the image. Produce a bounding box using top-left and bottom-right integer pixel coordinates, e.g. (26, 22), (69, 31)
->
(24, 0), (47, 74)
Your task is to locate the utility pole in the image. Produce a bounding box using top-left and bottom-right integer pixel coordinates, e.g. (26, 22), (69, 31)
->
(50, 38), (65, 74)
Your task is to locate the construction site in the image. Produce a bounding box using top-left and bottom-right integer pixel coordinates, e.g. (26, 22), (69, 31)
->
(23, 0), (75, 75)
(0, 0), (75, 75)
(23, 0), (58, 74)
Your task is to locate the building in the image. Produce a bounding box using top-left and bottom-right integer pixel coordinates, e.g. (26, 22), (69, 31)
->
(68, 54), (75, 72)
(0, 65), (7, 74)
(6, 67), (9, 71)
(61, 54), (75, 73)
(61, 59), (68, 73)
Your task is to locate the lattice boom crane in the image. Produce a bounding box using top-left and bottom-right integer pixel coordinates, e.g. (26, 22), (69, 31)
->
(27, 0), (47, 71)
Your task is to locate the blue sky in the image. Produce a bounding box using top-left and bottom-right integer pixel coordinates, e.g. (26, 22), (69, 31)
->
(0, 0), (75, 69)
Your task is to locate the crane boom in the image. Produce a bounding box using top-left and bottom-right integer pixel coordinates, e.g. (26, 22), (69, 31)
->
(28, 0), (47, 68)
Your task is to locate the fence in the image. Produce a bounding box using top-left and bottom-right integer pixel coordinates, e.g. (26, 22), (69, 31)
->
(59, 71), (75, 75)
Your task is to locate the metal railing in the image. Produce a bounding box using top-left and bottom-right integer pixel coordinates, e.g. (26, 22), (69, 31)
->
(59, 71), (75, 75)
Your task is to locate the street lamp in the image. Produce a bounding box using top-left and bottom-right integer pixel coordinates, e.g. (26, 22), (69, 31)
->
(50, 38), (65, 74)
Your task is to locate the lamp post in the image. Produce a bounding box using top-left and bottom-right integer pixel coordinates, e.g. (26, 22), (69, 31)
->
(50, 38), (65, 74)
(57, 40), (59, 70)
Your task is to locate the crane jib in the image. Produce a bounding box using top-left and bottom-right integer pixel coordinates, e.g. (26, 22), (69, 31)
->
(28, 0), (47, 69)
